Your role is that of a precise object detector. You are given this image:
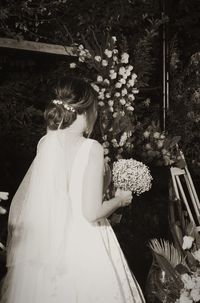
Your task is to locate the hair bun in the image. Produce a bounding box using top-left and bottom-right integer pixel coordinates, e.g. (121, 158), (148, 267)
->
(44, 102), (77, 130)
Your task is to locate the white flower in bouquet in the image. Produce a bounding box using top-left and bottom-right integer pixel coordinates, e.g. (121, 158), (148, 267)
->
(193, 249), (200, 262)
(182, 236), (194, 250)
(98, 101), (105, 107)
(94, 55), (102, 62)
(122, 88), (128, 96)
(121, 52), (129, 64)
(91, 83), (100, 92)
(97, 75), (103, 82)
(128, 94), (135, 101)
(104, 79), (110, 86)
(108, 100), (114, 107)
(153, 131), (161, 139)
(119, 66), (126, 76)
(191, 288), (200, 302)
(104, 49), (113, 58)
(69, 62), (77, 69)
(119, 98), (126, 105)
(110, 72), (117, 80)
(119, 78), (126, 84)
(112, 159), (153, 195)
(181, 274), (196, 290)
(102, 59), (108, 66)
(115, 82), (122, 89)
(128, 79), (135, 87)
(0, 192), (9, 200)
(114, 92), (121, 97)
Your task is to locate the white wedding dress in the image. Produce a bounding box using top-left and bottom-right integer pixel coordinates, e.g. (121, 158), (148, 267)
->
(0, 131), (145, 303)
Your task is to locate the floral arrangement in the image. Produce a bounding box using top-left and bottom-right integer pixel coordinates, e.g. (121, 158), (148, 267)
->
(0, 191), (8, 251)
(69, 35), (139, 161)
(112, 158), (153, 195)
(147, 222), (200, 303)
(140, 121), (181, 166)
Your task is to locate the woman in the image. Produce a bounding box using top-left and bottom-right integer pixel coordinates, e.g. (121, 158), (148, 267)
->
(0, 77), (145, 303)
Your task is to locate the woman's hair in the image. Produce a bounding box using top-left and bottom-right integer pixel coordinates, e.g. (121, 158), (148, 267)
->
(44, 77), (98, 133)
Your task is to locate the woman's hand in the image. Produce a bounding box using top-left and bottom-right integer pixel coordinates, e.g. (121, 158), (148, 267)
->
(115, 188), (133, 208)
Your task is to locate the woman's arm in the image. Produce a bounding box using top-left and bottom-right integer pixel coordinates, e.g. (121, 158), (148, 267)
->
(82, 141), (132, 222)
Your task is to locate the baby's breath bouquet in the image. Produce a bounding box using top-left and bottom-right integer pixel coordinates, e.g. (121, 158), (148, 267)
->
(112, 158), (153, 196)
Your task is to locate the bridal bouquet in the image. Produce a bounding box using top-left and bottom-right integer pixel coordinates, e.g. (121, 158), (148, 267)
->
(112, 158), (153, 195)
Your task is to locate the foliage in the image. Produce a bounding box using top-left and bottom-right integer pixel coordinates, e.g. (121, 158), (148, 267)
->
(168, 51), (200, 175)
(147, 223), (200, 303)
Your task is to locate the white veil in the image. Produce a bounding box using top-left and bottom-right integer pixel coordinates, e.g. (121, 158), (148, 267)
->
(6, 130), (78, 276)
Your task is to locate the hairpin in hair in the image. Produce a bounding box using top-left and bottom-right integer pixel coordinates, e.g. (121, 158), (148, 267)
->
(52, 99), (76, 113)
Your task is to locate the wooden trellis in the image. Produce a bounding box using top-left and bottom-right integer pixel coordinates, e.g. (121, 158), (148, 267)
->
(0, 37), (76, 57)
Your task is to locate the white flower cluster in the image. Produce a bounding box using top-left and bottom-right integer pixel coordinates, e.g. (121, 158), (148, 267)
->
(70, 36), (138, 116)
(175, 272), (200, 303)
(0, 191), (8, 215)
(112, 158), (153, 195)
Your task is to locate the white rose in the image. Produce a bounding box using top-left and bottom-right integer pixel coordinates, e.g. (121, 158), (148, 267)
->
(143, 131), (150, 138)
(110, 72), (117, 80)
(102, 59), (108, 66)
(128, 94), (135, 101)
(127, 65), (133, 71)
(157, 140), (164, 149)
(119, 78), (126, 84)
(94, 56), (102, 62)
(104, 49), (112, 58)
(131, 73), (137, 79)
(113, 112), (118, 118)
(145, 143), (152, 150)
(121, 52), (129, 64)
(104, 79), (110, 85)
(78, 44), (84, 50)
(98, 101), (105, 107)
(0, 206), (7, 214)
(132, 88), (139, 94)
(91, 83), (100, 92)
(181, 274), (196, 290)
(69, 62), (77, 69)
(128, 79), (135, 87)
(78, 57), (85, 62)
(97, 75), (103, 82)
(179, 290), (193, 303)
(113, 49), (118, 54)
(127, 106), (134, 111)
(104, 148), (109, 155)
(112, 36), (117, 43)
(108, 100), (114, 106)
(106, 93), (111, 98)
(0, 192), (9, 200)
(121, 88), (128, 96)
(191, 288), (200, 302)
(109, 69), (115, 74)
(182, 236), (194, 250)
(119, 99), (126, 105)
(153, 132), (160, 139)
(115, 82), (122, 88)
(193, 249), (200, 262)
(119, 67), (126, 76)
(114, 92), (120, 97)
(113, 56), (118, 62)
